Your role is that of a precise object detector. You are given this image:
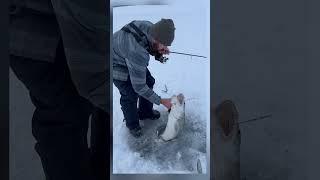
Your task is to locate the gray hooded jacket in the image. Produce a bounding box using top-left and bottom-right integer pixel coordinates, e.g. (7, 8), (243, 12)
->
(113, 20), (161, 105)
(10, 0), (109, 113)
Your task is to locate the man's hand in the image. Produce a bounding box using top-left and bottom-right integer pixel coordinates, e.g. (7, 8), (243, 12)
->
(158, 46), (170, 55)
(160, 98), (172, 109)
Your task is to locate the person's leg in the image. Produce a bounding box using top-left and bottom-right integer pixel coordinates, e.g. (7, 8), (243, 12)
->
(113, 79), (139, 130)
(138, 69), (160, 119)
(138, 69), (155, 113)
(90, 108), (109, 180)
(50, 1), (110, 178)
(10, 42), (94, 180)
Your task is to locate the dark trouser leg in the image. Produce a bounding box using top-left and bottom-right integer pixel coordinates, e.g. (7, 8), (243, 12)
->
(113, 79), (139, 130)
(138, 69), (155, 115)
(90, 108), (109, 180)
(10, 42), (94, 180)
(31, 96), (93, 180)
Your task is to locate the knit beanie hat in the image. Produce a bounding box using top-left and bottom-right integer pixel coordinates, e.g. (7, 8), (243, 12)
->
(150, 19), (175, 46)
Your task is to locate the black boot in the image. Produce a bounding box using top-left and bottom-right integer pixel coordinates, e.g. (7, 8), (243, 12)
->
(129, 126), (142, 138)
(138, 109), (161, 120)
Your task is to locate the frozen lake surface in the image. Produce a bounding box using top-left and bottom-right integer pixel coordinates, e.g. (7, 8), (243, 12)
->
(112, 0), (210, 174)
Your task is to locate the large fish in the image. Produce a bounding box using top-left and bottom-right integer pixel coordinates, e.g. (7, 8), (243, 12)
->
(160, 94), (185, 141)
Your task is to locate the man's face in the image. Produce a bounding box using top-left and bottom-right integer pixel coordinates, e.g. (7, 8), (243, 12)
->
(152, 40), (170, 55)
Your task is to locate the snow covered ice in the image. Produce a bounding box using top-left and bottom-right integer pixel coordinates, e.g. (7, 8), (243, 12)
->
(112, 0), (210, 174)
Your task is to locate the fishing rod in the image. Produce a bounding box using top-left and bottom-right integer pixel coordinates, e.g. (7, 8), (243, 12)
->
(170, 51), (207, 59)
(238, 114), (272, 125)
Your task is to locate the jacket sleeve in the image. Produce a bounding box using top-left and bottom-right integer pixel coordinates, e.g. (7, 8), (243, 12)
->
(50, 0), (110, 113)
(124, 40), (161, 105)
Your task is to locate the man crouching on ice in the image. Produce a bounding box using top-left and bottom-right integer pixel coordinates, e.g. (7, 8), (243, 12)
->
(113, 19), (175, 138)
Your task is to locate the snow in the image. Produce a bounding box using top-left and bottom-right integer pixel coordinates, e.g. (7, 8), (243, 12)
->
(112, 0), (210, 174)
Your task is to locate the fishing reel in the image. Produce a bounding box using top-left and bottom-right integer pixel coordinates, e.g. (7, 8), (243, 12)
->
(153, 51), (169, 63)
(155, 54), (168, 63)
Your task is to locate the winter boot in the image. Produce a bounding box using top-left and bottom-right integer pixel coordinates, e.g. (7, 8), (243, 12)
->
(129, 126), (142, 138)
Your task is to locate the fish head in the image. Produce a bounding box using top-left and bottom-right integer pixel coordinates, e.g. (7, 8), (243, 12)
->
(171, 93), (185, 108)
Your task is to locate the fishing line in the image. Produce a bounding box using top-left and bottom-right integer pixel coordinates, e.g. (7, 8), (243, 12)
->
(184, 97), (200, 102)
(170, 51), (207, 59)
(238, 114), (272, 125)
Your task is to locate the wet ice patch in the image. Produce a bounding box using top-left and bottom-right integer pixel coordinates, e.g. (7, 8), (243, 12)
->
(113, 107), (207, 173)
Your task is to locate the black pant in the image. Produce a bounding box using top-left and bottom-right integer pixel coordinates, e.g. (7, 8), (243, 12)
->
(10, 42), (108, 180)
(113, 70), (155, 130)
